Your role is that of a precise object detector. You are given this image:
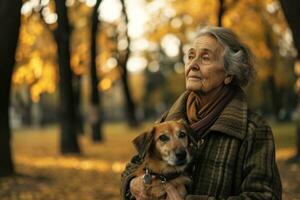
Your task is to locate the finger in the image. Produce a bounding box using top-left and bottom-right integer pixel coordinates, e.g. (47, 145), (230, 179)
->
(157, 190), (167, 197)
(164, 183), (175, 192)
(131, 177), (146, 196)
(165, 184), (183, 200)
(140, 193), (151, 200)
(151, 185), (166, 197)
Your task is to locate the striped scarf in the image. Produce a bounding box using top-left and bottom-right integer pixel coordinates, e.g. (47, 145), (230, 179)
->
(186, 86), (235, 139)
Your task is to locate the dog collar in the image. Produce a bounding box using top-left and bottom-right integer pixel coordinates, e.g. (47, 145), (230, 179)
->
(143, 168), (181, 184)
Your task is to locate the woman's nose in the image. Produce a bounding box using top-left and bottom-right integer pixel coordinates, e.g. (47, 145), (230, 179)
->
(190, 63), (199, 71)
(185, 62), (200, 75)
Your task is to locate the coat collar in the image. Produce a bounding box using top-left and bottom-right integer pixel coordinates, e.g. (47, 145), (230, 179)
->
(208, 87), (247, 140)
(163, 87), (248, 140)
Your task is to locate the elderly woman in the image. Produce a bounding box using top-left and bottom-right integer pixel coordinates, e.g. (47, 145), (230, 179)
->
(121, 26), (282, 200)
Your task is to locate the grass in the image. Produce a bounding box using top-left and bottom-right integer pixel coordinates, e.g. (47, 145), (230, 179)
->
(0, 121), (299, 199)
(1, 122), (152, 200)
(271, 121), (297, 149)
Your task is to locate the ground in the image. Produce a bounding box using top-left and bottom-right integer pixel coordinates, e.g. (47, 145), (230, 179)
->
(0, 122), (300, 200)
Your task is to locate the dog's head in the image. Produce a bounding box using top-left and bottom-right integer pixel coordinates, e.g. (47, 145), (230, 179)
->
(133, 120), (195, 169)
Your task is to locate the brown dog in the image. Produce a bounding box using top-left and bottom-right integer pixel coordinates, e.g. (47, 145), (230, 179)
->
(132, 120), (195, 200)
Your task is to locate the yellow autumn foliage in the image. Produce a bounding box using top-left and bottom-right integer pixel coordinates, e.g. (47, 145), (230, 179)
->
(13, 0), (294, 103)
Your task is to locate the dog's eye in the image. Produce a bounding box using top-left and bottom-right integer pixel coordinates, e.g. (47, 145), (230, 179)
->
(178, 130), (186, 138)
(159, 134), (169, 142)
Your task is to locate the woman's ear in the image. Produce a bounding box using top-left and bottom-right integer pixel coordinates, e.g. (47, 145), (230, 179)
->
(224, 75), (233, 85)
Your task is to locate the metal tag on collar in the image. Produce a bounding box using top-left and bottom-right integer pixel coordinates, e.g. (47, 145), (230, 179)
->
(160, 176), (167, 184)
(143, 169), (152, 185)
(197, 138), (204, 148)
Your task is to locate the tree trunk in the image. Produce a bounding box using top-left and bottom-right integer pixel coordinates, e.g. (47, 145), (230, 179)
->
(22, 86), (32, 126)
(218, 0), (225, 26)
(279, 1), (300, 53)
(0, 0), (22, 177)
(90, 0), (103, 141)
(263, 20), (280, 119)
(54, 0), (80, 154)
(73, 75), (84, 135)
(279, 0), (300, 159)
(119, 0), (138, 127)
(267, 75), (280, 117)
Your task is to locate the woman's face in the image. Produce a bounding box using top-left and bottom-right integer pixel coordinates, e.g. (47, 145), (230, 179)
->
(185, 35), (227, 93)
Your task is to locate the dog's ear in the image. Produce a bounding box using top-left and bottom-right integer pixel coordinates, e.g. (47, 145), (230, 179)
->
(132, 127), (155, 158)
(177, 119), (190, 131)
(177, 119), (197, 147)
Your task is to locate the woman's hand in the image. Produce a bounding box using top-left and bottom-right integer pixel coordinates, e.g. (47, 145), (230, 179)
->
(130, 176), (167, 200)
(130, 176), (149, 200)
(165, 183), (184, 200)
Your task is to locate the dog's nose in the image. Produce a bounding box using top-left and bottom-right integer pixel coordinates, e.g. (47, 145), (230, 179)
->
(175, 150), (187, 161)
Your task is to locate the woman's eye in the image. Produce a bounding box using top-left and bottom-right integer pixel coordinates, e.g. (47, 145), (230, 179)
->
(178, 131), (186, 138)
(159, 134), (170, 142)
(202, 54), (210, 60)
(201, 54), (211, 64)
(188, 54), (194, 60)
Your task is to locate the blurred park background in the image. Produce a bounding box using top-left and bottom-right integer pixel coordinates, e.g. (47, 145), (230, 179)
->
(1, 0), (300, 199)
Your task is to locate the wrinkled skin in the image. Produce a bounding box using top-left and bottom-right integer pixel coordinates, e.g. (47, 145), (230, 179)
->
(130, 35), (232, 200)
(185, 35), (232, 94)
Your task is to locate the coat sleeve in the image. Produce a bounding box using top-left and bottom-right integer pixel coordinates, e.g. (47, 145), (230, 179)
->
(120, 111), (169, 200)
(185, 124), (282, 200)
(120, 154), (143, 200)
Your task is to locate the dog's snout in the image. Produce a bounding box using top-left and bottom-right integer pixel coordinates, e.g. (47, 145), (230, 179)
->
(175, 150), (187, 161)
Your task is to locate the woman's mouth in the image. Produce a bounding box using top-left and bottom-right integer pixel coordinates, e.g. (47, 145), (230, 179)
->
(188, 76), (201, 80)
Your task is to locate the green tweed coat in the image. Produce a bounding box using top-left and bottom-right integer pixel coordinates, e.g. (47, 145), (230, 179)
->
(121, 88), (282, 200)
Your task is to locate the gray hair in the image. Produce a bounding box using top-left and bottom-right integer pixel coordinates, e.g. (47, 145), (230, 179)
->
(196, 26), (255, 87)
